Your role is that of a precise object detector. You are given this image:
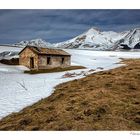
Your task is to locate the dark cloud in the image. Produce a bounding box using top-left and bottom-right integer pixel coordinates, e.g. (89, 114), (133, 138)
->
(0, 10), (140, 44)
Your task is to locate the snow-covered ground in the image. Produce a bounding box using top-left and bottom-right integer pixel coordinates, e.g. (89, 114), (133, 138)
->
(0, 46), (140, 119)
(0, 45), (21, 52)
(65, 49), (140, 69)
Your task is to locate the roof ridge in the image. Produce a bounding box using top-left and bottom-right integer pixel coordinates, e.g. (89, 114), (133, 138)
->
(19, 45), (71, 56)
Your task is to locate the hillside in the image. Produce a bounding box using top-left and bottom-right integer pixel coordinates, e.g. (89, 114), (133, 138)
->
(0, 59), (140, 130)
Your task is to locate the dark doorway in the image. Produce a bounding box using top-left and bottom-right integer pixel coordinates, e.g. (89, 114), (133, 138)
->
(30, 57), (34, 68)
(62, 57), (64, 64)
(47, 57), (51, 65)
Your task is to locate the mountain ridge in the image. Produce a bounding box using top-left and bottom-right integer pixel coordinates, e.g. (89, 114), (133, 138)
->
(13, 27), (140, 50)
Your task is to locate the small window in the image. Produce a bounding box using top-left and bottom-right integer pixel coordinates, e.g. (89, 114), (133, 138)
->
(62, 57), (64, 64)
(47, 57), (51, 65)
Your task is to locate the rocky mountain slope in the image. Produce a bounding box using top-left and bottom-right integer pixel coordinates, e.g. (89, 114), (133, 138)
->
(54, 27), (127, 50)
(120, 28), (140, 48)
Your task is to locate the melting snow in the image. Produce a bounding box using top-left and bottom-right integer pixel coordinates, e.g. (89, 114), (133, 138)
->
(0, 46), (140, 119)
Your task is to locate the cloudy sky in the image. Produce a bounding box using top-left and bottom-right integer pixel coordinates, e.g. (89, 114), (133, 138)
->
(0, 9), (140, 44)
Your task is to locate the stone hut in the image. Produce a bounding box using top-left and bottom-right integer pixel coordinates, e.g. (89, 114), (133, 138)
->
(19, 45), (71, 70)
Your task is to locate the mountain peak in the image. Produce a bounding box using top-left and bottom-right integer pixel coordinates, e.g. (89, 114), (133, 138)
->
(14, 38), (52, 48)
(89, 27), (101, 31)
(86, 27), (101, 35)
(28, 38), (47, 43)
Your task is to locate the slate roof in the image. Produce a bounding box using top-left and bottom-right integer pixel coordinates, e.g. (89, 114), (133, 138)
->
(19, 45), (71, 56)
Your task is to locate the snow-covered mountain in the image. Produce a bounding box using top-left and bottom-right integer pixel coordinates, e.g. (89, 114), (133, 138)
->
(53, 27), (127, 50)
(0, 51), (19, 60)
(120, 28), (140, 48)
(14, 38), (53, 48)
(54, 27), (140, 50)
(13, 27), (140, 51)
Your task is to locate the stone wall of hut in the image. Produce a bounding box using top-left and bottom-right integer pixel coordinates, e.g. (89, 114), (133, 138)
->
(38, 55), (71, 69)
(19, 48), (39, 69)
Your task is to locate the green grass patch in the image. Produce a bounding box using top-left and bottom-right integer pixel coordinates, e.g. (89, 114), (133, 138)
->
(24, 66), (86, 74)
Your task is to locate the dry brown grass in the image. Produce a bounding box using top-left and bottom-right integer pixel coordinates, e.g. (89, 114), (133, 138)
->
(0, 59), (140, 130)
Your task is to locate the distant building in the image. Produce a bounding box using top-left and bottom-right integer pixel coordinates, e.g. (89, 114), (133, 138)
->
(19, 45), (71, 70)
